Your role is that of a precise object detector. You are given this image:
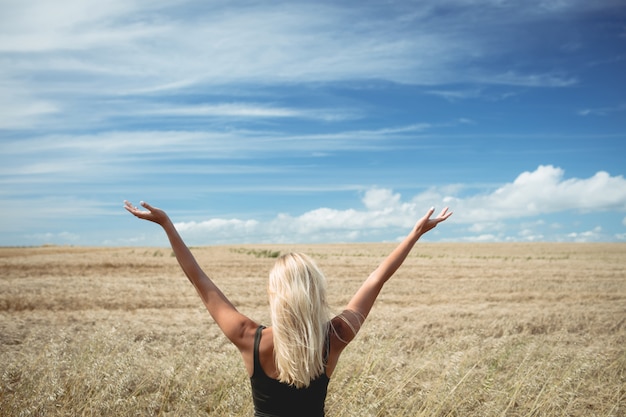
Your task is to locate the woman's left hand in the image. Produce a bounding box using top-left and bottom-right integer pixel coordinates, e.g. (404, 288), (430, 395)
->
(124, 200), (170, 226)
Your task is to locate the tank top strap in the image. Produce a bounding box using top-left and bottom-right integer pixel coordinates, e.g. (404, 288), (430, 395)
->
(253, 325), (266, 371)
(323, 327), (331, 368)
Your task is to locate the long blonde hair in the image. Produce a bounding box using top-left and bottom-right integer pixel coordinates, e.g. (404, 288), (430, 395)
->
(268, 253), (331, 388)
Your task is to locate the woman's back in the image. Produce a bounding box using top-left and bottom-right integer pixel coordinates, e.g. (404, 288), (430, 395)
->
(249, 315), (360, 417)
(251, 326), (330, 417)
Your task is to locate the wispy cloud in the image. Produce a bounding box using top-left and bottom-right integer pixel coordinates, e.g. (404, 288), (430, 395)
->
(483, 71), (578, 88)
(4, 0), (613, 131)
(425, 88), (485, 101)
(578, 103), (626, 116)
(129, 102), (359, 122)
(1, 119), (437, 167)
(0, 0), (167, 52)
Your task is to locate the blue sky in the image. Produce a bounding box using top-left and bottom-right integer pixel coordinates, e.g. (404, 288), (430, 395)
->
(1, 0), (625, 246)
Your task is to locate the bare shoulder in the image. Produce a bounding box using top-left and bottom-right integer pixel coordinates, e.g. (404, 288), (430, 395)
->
(330, 310), (365, 347)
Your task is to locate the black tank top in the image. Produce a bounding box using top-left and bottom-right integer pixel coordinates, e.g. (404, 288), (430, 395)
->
(250, 326), (330, 417)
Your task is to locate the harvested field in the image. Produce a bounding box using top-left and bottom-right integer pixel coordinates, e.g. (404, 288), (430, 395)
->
(1, 243), (625, 416)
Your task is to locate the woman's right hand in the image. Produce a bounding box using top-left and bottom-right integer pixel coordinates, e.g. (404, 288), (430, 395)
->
(124, 200), (170, 226)
(412, 206), (452, 238)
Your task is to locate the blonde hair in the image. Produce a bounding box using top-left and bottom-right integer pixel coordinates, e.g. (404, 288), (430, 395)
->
(268, 253), (331, 388)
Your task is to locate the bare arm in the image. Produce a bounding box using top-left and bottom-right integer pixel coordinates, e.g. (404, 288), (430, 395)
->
(124, 201), (255, 348)
(334, 207), (452, 345)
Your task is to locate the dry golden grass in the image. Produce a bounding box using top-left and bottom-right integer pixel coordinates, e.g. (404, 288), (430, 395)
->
(1, 243), (625, 416)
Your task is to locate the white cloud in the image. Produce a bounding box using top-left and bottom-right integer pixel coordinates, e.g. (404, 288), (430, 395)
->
(468, 222), (505, 233)
(175, 218), (260, 241)
(447, 165), (626, 223)
(166, 166), (626, 244)
(172, 189), (420, 244)
(362, 188), (402, 211)
(518, 229), (544, 241)
(567, 226), (603, 242)
(5, 165), (625, 245)
(26, 231), (80, 244)
(460, 234), (502, 243)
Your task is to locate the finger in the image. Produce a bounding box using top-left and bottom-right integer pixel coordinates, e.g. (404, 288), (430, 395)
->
(140, 201), (153, 211)
(124, 206), (142, 218)
(124, 200), (145, 217)
(438, 208), (453, 220)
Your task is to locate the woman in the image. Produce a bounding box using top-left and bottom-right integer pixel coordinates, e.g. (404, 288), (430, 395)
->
(124, 200), (452, 416)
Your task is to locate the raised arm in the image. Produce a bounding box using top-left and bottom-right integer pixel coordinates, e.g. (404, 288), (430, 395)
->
(124, 201), (254, 348)
(333, 207), (452, 345)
